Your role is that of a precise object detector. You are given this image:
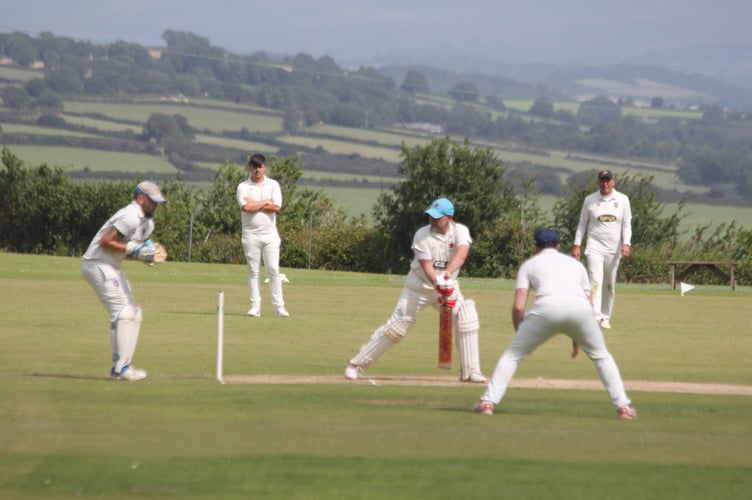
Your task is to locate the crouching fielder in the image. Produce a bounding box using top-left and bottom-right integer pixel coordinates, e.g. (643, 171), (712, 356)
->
(473, 228), (636, 419)
(81, 181), (167, 381)
(345, 198), (485, 383)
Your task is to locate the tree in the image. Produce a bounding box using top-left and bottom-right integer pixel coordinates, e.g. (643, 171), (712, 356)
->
(1, 86), (31, 109)
(400, 70), (430, 95)
(3, 33), (37, 67)
(45, 67), (84, 94)
(577, 96), (622, 127)
(485, 95), (506, 111)
(35, 90), (64, 111)
(373, 137), (520, 276)
(144, 113), (194, 143)
(651, 96), (664, 109)
(529, 98), (555, 118)
(24, 78), (47, 98)
(448, 81), (479, 102)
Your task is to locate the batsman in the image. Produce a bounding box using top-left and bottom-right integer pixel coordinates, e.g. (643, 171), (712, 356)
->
(345, 198), (486, 383)
(81, 181), (168, 381)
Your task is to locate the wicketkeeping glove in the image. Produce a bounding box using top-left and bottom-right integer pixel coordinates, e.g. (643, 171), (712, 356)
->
(126, 239), (167, 264)
(151, 242), (168, 264)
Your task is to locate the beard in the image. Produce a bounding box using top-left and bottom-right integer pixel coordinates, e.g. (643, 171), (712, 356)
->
(430, 219), (448, 233)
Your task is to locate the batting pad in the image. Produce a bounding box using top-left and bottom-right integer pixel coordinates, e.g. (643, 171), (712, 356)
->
(456, 301), (482, 379)
(350, 318), (414, 368)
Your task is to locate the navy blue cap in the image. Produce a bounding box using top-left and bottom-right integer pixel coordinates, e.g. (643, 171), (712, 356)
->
(534, 228), (560, 248)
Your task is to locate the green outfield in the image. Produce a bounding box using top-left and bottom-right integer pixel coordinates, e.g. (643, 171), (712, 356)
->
(0, 253), (750, 498)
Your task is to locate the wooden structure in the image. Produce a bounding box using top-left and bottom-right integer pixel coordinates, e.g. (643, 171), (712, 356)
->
(668, 261), (737, 291)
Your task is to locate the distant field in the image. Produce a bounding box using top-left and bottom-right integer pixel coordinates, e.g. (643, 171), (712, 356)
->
(279, 135), (403, 162)
(502, 98), (702, 121)
(62, 114), (142, 133)
(321, 186), (382, 218)
(310, 123), (435, 148)
(0, 65), (43, 81)
(186, 97), (282, 115)
(303, 169), (401, 183)
(473, 145), (708, 193)
(1, 145), (178, 174)
(577, 78), (713, 103)
(194, 133), (279, 154)
(62, 101), (283, 133)
(0, 123), (98, 138)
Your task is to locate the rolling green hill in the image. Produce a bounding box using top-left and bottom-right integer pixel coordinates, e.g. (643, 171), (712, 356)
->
(2, 94), (752, 231)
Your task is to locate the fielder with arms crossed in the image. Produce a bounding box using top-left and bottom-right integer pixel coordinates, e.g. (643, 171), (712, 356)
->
(345, 198), (486, 383)
(473, 228), (636, 419)
(81, 181), (167, 381)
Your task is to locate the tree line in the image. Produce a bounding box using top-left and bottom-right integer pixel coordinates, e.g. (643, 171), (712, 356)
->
(1, 31), (751, 202)
(2, 142), (749, 285)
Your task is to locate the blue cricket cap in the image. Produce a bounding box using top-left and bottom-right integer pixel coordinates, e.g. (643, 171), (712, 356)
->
(425, 198), (454, 219)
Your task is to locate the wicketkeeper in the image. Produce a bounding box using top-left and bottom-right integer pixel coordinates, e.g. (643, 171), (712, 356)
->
(81, 181), (168, 381)
(344, 198), (486, 383)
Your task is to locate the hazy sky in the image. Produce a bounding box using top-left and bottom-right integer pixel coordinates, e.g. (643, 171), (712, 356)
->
(2, 0), (751, 65)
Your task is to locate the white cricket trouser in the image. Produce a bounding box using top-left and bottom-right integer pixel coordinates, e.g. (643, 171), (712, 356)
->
(481, 297), (631, 409)
(81, 260), (139, 366)
(349, 282), (468, 368)
(242, 231), (284, 309)
(585, 250), (621, 321)
(81, 260), (135, 323)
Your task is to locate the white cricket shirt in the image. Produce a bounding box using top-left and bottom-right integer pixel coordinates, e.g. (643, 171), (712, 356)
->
(408, 221), (472, 287)
(574, 189), (632, 254)
(516, 248), (591, 305)
(236, 176), (282, 235)
(82, 201), (154, 267)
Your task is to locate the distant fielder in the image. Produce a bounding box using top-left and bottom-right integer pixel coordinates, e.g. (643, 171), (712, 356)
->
(473, 228), (636, 419)
(81, 181), (167, 381)
(572, 170), (632, 329)
(345, 198), (486, 383)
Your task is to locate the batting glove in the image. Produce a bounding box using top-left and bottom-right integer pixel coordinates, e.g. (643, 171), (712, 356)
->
(437, 289), (458, 308)
(434, 275), (455, 296)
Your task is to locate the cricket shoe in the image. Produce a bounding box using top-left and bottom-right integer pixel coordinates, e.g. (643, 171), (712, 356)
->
(617, 404), (638, 420)
(344, 364), (361, 380)
(472, 400), (494, 415)
(461, 372), (487, 383)
(246, 307), (261, 317)
(274, 307), (290, 317)
(600, 318), (612, 329)
(110, 365), (147, 381)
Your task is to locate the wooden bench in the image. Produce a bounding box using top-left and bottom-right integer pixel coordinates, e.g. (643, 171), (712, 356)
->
(668, 261), (737, 291)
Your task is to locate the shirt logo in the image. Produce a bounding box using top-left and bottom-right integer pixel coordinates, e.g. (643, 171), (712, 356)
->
(434, 261), (448, 270)
(597, 215), (617, 222)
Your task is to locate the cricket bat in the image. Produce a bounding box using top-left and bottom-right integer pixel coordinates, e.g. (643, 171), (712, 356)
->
(438, 304), (452, 369)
